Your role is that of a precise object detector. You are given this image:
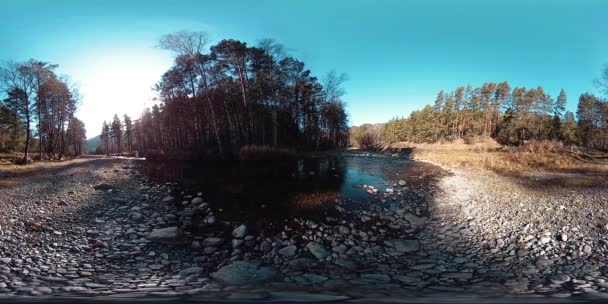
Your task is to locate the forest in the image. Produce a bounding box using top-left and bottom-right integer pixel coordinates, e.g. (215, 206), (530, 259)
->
(0, 60), (87, 162)
(95, 32), (350, 159)
(354, 70), (608, 150)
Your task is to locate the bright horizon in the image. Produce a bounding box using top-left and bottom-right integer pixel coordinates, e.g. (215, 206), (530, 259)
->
(1, 0), (607, 139)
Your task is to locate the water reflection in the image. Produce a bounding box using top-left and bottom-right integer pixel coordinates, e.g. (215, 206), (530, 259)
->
(136, 153), (432, 225)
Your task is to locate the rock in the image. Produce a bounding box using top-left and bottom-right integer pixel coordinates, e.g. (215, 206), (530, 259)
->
(232, 225), (247, 238)
(232, 239), (244, 248)
(540, 235), (551, 244)
(516, 249), (529, 257)
(162, 196), (176, 203)
(384, 239), (420, 253)
(403, 213), (427, 228)
(550, 274), (571, 285)
(192, 197), (204, 205)
(560, 233), (568, 241)
(278, 245), (297, 257)
(259, 240), (272, 252)
(398, 180), (406, 186)
(202, 237), (224, 247)
(360, 274), (391, 281)
(211, 261), (279, 285)
(178, 266), (203, 277)
(148, 227), (186, 245)
(306, 242), (330, 260)
(583, 245), (592, 254)
(385, 188), (394, 194)
(0, 258), (11, 264)
(130, 212), (144, 222)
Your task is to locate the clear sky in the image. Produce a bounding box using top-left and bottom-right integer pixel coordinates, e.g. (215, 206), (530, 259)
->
(1, 0), (607, 138)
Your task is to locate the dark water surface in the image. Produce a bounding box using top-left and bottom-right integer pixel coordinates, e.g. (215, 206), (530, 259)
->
(136, 152), (445, 226)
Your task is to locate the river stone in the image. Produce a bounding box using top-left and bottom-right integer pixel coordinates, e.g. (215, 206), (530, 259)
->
(192, 197), (204, 205)
(162, 196), (176, 203)
(130, 212), (144, 222)
(232, 225), (247, 238)
(211, 261), (279, 285)
(398, 180), (406, 186)
(306, 242), (330, 259)
(178, 266), (203, 277)
(384, 239), (420, 253)
(278, 245), (297, 256)
(202, 237), (224, 247)
(403, 213), (427, 228)
(149, 227), (185, 245)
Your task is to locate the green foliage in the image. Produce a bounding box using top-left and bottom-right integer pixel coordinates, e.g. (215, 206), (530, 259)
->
(383, 82), (608, 149)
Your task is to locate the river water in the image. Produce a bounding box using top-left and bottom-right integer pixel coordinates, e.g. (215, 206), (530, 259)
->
(136, 152), (445, 226)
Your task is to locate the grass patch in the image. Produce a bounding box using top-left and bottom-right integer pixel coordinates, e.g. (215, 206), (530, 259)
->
(394, 140), (608, 175)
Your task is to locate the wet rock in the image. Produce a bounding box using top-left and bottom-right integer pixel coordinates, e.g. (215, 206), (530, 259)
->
(232, 225), (247, 238)
(278, 245), (297, 257)
(149, 227), (186, 245)
(162, 196), (176, 203)
(306, 242), (330, 259)
(288, 258), (315, 270)
(178, 266), (203, 277)
(211, 261), (279, 285)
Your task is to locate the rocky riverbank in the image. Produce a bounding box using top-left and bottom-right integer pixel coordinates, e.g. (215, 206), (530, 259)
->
(1, 157), (608, 301)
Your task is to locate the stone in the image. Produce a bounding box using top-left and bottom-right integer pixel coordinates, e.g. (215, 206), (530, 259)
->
(583, 245), (592, 254)
(540, 235), (551, 244)
(148, 227), (186, 245)
(398, 180), (406, 186)
(192, 197), (204, 205)
(306, 242), (330, 259)
(202, 237), (224, 247)
(384, 239), (420, 253)
(179, 266), (203, 277)
(232, 239), (244, 248)
(403, 213), (427, 228)
(232, 225), (247, 238)
(278, 245), (297, 256)
(560, 233), (568, 241)
(162, 196), (176, 203)
(130, 212), (144, 222)
(0, 258), (11, 264)
(211, 261), (279, 285)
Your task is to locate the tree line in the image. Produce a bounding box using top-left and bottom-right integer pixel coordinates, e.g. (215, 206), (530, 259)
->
(379, 72), (608, 150)
(96, 32), (349, 159)
(0, 60), (87, 162)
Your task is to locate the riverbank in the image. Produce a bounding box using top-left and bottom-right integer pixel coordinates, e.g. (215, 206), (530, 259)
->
(1, 155), (608, 301)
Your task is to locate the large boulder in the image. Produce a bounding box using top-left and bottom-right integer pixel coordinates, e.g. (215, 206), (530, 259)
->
(149, 227), (186, 245)
(211, 261), (279, 285)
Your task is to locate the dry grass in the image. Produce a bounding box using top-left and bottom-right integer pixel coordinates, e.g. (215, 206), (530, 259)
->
(0, 153), (95, 178)
(398, 140), (608, 175)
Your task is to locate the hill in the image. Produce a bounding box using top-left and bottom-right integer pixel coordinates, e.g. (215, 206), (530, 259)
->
(86, 135), (100, 154)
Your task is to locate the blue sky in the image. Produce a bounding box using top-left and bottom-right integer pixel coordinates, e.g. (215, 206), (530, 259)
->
(1, 0), (607, 137)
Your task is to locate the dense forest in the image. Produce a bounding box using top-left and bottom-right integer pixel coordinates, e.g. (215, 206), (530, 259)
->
(96, 32), (349, 159)
(355, 68), (608, 150)
(0, 60), (87, 162)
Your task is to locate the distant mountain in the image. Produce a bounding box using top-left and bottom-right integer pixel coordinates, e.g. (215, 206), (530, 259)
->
(86, 135), (100, 154)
